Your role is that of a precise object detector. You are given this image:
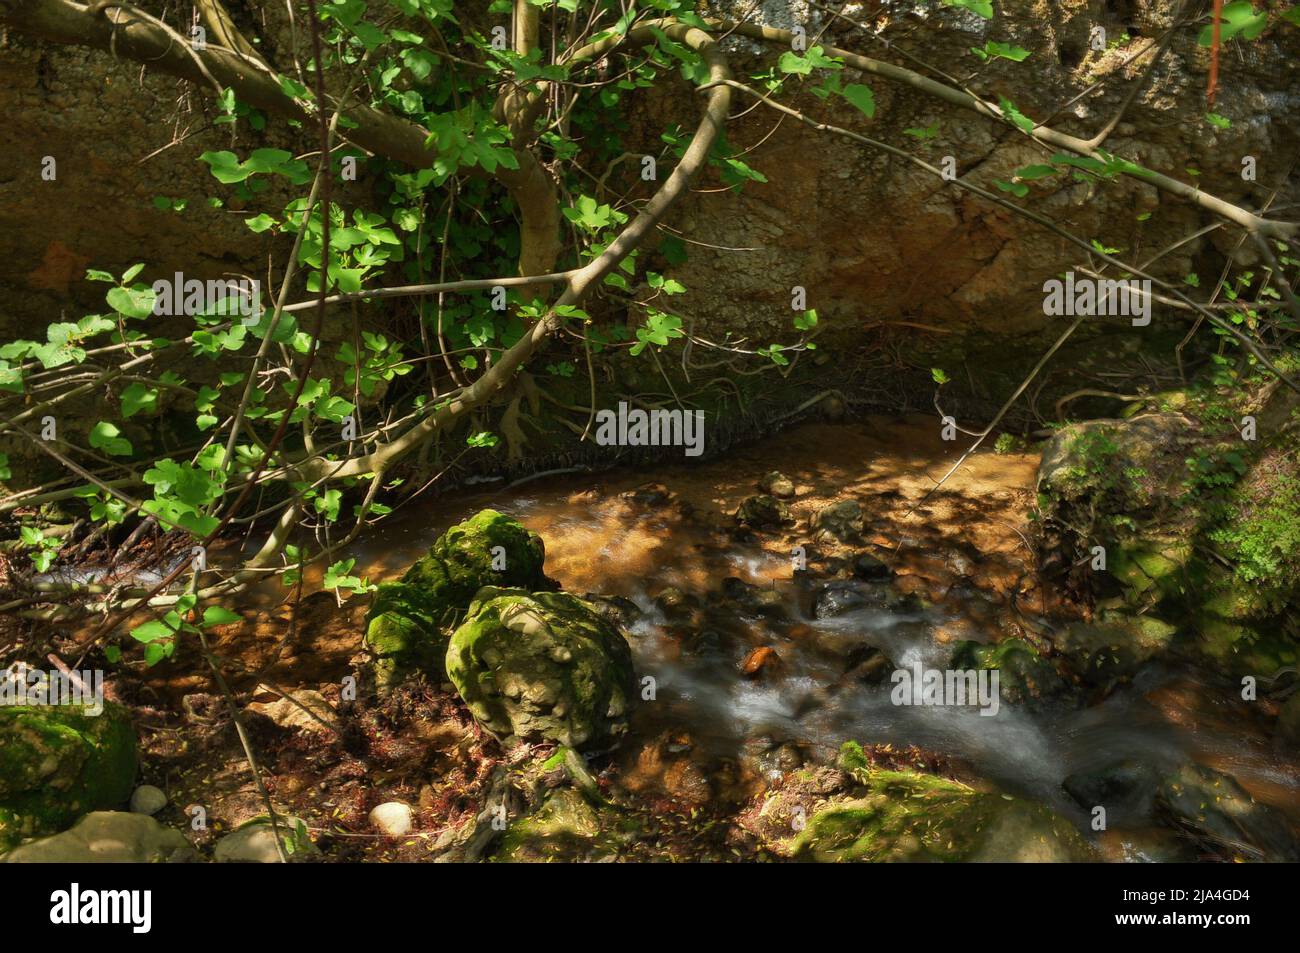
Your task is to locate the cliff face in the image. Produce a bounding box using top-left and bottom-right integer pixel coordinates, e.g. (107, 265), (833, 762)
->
(1, 1), (1297, 348)
(650, 1), (1300, 344)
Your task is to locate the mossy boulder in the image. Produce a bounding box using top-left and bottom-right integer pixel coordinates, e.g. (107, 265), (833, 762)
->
(449, 587), (637, 748)
(1047, 612), (1177, 689)
(950, 637), (1068, 705)
(495, 788), (608, 862)
(735, 494), (792, 528)
(791, 758), (1094, 863)
(0, 702), (138, 852)
(446, 588), (635, 751)
(364, 509), (555, 689)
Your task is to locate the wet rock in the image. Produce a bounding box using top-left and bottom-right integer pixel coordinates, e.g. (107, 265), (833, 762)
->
(812, 579), (918, 619)
(950, 638), (1069, 705)
(740, 646), (782, 679)
(363, 510), (556, 690)
(369, 801), (414, 837)
(721, 576), (785, 616)
(664, 759), (714, 805)
(759, 470), (795, 498)
(0, 702), (137, 852)
(214, 816), (317, 863)
(1062, 760), (1159, 814)
(581, 593), (643, 630)
(1, 811), (195, 863)
(246, 687), (337, 735)
(814, 500), (864, 542)
(1155, 763), (1300, 862)
(653, 586), (696, 619)
(841, 645), (891, 685)
(446, 588), (636, 751)
(736, 494), (792, 528)
(622, 482), (673, 508)
(129, 784), (167, 816)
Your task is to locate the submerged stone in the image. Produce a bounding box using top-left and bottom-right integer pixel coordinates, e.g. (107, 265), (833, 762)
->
(446, 588), (635, 751)
(1156, 763), (1299, 862)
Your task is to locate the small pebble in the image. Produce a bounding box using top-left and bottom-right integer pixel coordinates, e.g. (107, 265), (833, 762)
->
(369, 801), (414, 837)
(129, 784), (167, 816)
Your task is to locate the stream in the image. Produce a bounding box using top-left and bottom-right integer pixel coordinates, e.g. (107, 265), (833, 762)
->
(317, 415), (1299, 859)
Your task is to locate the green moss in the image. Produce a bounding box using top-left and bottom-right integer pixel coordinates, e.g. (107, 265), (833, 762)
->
(446, 588), (634, 750)
(0, 702), (137, 852)
(1111, 542), (1191, 605)
(1192, 618), (1295, 675)
(792, 761), (1094, 863)
(1207, 464), (1300, 617)
(495, 788), (607, 862)
(949, 638), (1065, 703)
(364, 509), (554, 688)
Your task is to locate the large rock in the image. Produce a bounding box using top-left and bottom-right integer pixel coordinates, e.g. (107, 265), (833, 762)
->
(364, 510), (555, 689)
(496, 788), (610, 863)
(1047, 613), (1177, 689)
(790, 748), (1094, 863)
(446, 588), (635, 751)
(950, 637), (1069, 705)
(0, 702), (137, 851)
(1156, 763), (1300, 862)
(2, 811), (194, 863)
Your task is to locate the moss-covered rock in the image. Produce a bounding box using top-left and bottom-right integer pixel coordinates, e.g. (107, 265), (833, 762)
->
(495, 788), (607, 862)
(446, 588), (635, 751)
(790, 756), (1094, 863)
(1047, 612), (1177, 689)
(0, 702), (137, 852)
(735, 494), (792, 528)
(950, 637), (1068, 705)
(364, 509), (555, 689)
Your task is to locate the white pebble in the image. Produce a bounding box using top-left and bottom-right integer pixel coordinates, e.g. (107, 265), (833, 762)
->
(368, 801), (414, 837)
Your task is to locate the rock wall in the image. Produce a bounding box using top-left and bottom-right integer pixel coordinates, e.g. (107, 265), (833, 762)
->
(2, 1), (1297, 353)
(644, 0), (1300, 345)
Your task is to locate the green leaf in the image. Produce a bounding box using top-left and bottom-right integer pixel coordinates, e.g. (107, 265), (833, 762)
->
(202, 606), (242, 627)
(942, 0), (994, 18)
(998, 96), (1036, 133)
(89, 421), (133, 457)
(840, 83), (875, 118)
(107, 285), (156, 320)
(1198, 2), (1268, 46)
(121, 382), (158, 418)
(971, 41), (1030, 61)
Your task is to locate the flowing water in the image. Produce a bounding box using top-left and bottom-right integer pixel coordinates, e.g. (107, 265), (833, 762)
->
(280, 416), (1300, 854)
